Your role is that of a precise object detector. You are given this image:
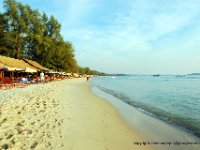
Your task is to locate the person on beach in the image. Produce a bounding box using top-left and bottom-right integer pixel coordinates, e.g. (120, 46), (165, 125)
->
(45, 74), (49, 82)
(86, 75), (90, 81)
(40, 71), (45, 83)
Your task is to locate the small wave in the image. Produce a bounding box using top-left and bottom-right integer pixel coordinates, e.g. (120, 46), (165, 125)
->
(185, 76), (200, 79)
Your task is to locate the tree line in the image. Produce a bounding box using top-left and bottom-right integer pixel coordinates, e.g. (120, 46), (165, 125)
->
(78, 67), (105, 76)
(0, 0), (104, 75)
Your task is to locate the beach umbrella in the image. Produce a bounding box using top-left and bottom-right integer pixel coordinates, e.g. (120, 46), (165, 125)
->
(66, 73), (72, 76)
(73, 73), (79, 78)
(59, 72), (67, 75)
(25, 67), (37, 73)
(44, 70), (52, 73)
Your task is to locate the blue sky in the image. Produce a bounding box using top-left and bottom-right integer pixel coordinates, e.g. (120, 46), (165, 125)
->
(1, 0), (200, 74)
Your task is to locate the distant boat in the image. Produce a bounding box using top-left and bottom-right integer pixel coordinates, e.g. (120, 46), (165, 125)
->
(175, 75), (185, 77)
(153, 74), (160, 77)
(111, 76), (116, 79)
(187, 73), (200, 76)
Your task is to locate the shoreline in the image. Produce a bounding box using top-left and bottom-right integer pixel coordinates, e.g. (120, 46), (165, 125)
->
(59, 78), (152, 150)
(0, 78), (152, 150)
(91, 84), (200, 150)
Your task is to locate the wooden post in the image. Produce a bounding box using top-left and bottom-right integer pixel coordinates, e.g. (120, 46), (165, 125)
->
(11, 72), (14, 81)
(1, 71), (4, 78)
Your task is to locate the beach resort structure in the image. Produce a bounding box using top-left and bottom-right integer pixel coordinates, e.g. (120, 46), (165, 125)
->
(0, 55), (47, 77)
(0, 55), (73, 90)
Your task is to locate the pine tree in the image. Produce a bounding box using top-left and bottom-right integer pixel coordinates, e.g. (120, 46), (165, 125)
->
(1, 0), (79, 72)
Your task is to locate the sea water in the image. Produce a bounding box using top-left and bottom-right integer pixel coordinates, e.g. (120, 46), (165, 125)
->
(91, 75), (200, 138)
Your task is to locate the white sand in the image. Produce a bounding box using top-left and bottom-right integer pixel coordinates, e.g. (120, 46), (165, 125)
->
(0, 83), (63, 149)
(0, 78), (152, 150)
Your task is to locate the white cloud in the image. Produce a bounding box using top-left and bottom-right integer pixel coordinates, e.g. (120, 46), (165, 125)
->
(69, 0), (200, 73)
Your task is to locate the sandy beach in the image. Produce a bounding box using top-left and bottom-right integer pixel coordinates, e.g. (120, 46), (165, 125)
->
(0, 78), (152, 150)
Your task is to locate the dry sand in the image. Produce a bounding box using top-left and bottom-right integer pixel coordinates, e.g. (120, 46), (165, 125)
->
(0, 78), (152, 150)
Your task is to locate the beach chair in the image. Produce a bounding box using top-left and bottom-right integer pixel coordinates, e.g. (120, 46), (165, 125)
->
(0, 77), (27, 89)
(0, 77), (13, 90)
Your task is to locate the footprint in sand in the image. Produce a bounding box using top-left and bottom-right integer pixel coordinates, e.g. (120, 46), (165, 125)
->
(59, 143), (64, 147)
(6, 134), (13, 139)
(1, 144), (9, 150)
(21, 106), (25, 111)
(39, 109), (45, 113)
(30, 141), (38, 149)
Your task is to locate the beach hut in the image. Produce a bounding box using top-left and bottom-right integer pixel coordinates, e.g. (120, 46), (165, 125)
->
(0, 55), (37, 78)
(22, 59), (49, 72)
(0, 55), (37, 70)
(0, 63), (7, 78)
(22, 59), (61, 81)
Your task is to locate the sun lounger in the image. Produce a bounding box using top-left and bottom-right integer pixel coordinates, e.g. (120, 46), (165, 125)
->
(0, 77), (13, 90)
(0, 77), (28, 90)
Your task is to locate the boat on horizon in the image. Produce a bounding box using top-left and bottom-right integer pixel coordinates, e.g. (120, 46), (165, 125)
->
(175, 75), (186, 77)
(153, 74), (160, 77)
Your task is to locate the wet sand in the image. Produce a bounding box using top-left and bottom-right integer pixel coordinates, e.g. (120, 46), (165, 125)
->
(0, 79), (152, 150)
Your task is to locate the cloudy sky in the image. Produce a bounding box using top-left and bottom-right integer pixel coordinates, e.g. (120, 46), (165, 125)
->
(1, 0), (200, 74)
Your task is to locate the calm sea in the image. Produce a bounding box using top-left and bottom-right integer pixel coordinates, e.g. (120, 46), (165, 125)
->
(91, 75), (200, 138)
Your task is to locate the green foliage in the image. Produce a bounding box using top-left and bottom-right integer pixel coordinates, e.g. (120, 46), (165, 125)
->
(0, 13), (10, 56)
(0, 0), (77, 72)
(77, 66), (105, 76)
